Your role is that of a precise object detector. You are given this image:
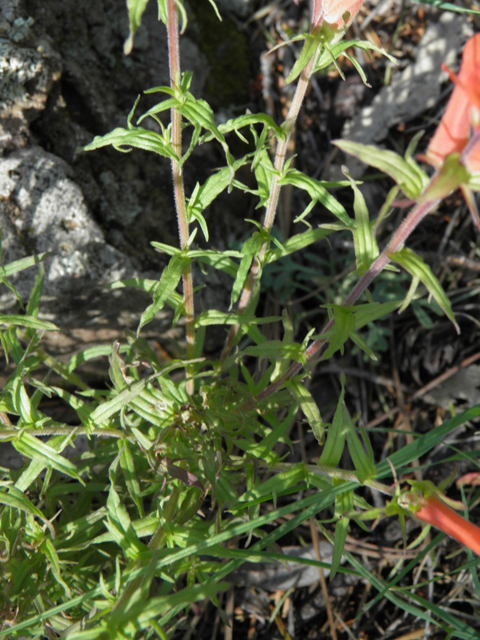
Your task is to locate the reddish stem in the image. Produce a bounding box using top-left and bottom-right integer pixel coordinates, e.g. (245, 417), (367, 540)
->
(240, 198), (440, 412)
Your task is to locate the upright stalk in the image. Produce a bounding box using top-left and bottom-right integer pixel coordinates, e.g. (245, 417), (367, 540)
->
(167, 0), (195, 395)
(220, 47), (320, 365)
(240, 198), (441, 411)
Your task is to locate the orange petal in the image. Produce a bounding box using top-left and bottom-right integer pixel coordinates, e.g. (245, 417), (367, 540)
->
(426, 34), (480, 168)
(415, 494), (480, 556)
(315, 0), (365, 28)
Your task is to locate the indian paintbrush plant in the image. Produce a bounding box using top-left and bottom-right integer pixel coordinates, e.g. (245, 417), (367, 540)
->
(1, 1), (480, 638)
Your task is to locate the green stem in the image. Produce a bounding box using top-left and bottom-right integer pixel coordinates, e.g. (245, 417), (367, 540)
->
(0, 427), (129, 441)
(167, 0), (195, 395)
(220, 48), (320, 365)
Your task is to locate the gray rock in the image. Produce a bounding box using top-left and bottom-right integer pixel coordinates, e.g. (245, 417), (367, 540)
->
(0, 145), (173, 350)
(337, 10), (473, 178)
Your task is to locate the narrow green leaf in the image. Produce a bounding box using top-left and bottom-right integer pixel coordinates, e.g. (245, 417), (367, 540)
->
(13, 432), (84, 484)
(319, 384), (346, 467)
(353, 300), (403, 329)
(120, 441), (145, 518)
(187, 155), (252, 229)
(254, 150), (275, 208)
(286, 33), (319, 84)
(124, 0), (150, 55)
(342, 168), (379, 273)
(278, 170), (353, 228)
(389, 247), (458, 331)
(0, 315), (58, 331)
(243, 341), (307, 366)
(0, 486), (46, 520)
(67, 343), (131, 374)
(314, 39), (397, 73)
(194, 310), (280, 327)
(0, 252), (50, 279)
(334, 140), (428, 199)
(287, 379), (325, 444)
(331, 478), (353, 579)
(321, 306), (355, 360)
(26, 263), (44, 318)
(109, 278), (183, 311)
(215, 113), (286, 141)
(230, 233), (265, 307)
(89, 378), (150, 425)
(109, 342), (129, 392)
(82, 127), (178, 160)
(139, 255), (192, 331)
(417, 0), (480, 14)
(266, 228), (333, 263)
(42, 538), (72, 598)
(343, 405), (376, 483)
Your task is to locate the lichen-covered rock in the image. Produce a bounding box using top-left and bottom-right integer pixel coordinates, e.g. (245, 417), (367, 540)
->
(0, 145), (172, 344)
(0, 0), (253, 360)
(0, 12), (61, 150)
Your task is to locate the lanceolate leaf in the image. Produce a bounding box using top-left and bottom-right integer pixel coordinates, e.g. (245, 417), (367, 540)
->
(331, 478), (353, 579)
(334, 140), (428, 199)
(286, 32), (320, 84)
(0, 486), (46, 520)
(345, 169), (379, 273)
(314, 39), (397, 74)
(319, 384), (346, 467)
(215, 113), (286, 141)
(13, 432), (84, 484)
(353, 300), (403, 329)
(321, 306), (355, 360)
(0, 252), (50, 279)
(194, 310), (280, 327)
(287, 379), (325, 444)
(278, 170), (354, 228)
(389, 248), (458, 331)
(230, 233), (265, 307)
(124, 0), (150, 55)
(266, 228), (333, 263)
(82, 127), (178, 160)
(0, 315), (58, 331)
(243, 341), (307, 366)
(142, 86), (235, 181)
(187, 155), (253, 230)
(139, 255), (192, 331)
(344, 405), (377, 483)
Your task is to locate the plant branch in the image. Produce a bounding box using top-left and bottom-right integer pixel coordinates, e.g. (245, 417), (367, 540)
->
(220, 47), (320, 365)
(240, 197), (441, 411)
(167, 0), (195, 395)
(0, 427), (130, 441)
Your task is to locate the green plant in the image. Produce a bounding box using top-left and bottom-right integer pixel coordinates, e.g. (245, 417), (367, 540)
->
(1, 2), (480, 639)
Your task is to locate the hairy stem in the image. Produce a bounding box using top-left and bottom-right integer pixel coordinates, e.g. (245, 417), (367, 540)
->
(220, 45), (320, 365)
(0, 427), (130, 441)
(241, 198), (441, 411)
(167, 0), (195, 395)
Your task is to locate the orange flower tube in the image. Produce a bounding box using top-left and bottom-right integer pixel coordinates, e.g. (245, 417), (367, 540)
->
(415, 493), (480, 556)
(426, 33), (480, 172)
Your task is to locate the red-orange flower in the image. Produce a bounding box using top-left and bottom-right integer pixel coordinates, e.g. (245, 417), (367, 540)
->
(425, 33), (480, 174)
(415, 493), (480, 556)
(420, 34), (480, 231)
(312, 0), (366, 29)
